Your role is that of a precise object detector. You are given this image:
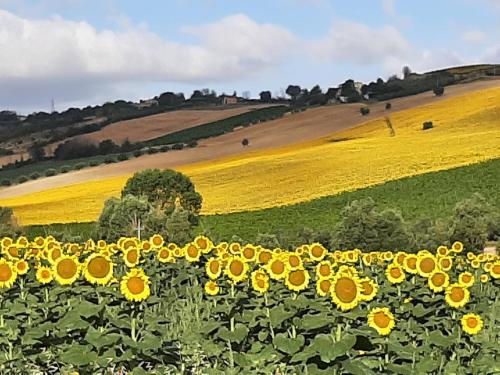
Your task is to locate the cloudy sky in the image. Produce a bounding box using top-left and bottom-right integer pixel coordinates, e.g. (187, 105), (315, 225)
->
(1, 0), (499, 114)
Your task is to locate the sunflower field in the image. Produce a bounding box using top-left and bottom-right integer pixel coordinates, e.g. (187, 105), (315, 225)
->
(0, 235), (498, 374)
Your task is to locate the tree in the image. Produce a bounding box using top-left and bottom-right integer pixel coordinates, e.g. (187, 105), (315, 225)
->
(403, 66), (412, 79)
(433, 86), (444, 96)
(259, 91), (272, 102)
(28, 143), (46, 161)
(286, 85), (301, 101)
(242, 138), (249, 147)
(98, 139), (118, 155)
(0, 207), (19, 237)
(121, 169), (202, 226)
(165, 206), (193, 245)
(158, 92), (184, 107)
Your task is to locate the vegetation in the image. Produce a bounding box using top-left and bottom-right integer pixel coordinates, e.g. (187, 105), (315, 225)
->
(360, 107), (370, 116)
(423, 121), (434, 130)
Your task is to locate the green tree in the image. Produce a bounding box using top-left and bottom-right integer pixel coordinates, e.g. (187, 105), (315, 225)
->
(165, 206), (193, 245)
(0, 207), (20, 237)
(121, 169), (202, 226)
(331, 198), (411, 251)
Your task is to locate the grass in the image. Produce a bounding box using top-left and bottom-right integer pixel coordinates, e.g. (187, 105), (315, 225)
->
(24, 158), (500, 241)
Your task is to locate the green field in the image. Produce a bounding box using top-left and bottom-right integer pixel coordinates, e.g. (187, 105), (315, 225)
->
(25, 158), (500, 242)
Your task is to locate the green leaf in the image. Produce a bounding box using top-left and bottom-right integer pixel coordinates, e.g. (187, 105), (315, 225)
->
(60, 345), (97, 366)
(342, 360), (375, 375)
(386, 363), (415, 375)
(269, 305), (297, 327)
(298, 314), (332, 330)
(427, 330), (453, 347)
(216, 324), (249, 344)
(272, 333), (305, 355)
(309, 333), (356, 363)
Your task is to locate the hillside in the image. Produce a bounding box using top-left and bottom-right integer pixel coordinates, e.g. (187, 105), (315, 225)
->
(1, 80), (499, 225)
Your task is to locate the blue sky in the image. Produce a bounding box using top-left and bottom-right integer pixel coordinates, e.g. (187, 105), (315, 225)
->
(0, 0), (499, 113)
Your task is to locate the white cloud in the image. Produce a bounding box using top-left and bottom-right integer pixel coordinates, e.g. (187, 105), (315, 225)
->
(462, 29), (487, 44)
(310, 20), (410, 65)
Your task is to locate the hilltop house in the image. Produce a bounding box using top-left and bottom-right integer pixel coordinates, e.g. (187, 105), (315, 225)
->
(221, 95), (238, 105)
(134, 99), (159, 109)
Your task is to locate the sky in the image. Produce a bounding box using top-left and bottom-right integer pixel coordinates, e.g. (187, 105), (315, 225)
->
(1, 0), (499, 114)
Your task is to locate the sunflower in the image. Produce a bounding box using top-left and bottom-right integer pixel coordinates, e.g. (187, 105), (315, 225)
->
(206, 258), (223, 280)
(96, 240), (107, 250)
(451, 241), (464, 253)
(345, 250), (359, 263)
(445, 283), (470, 308)
(251, 270), (270, 294)
(33, 236), (46, 248)
(123, 247), (141, 267)
(204, 280), (220, 296)
(36, 266), (53, 284)
(362, 253), (373, 266)
(470, 260), (481, 269)
(330, 272), (362, 311)
(458, 272), (475, 287)
(194, 235), (213, 253)
(368, 307), (395, 336)
(229, 242), (242, 255)
(0, 237), (13, 249)
(403, 255), (418, 274)
(316, 261), (333, 279)
(286, 253), (303, 269)
(436, 246), (449, 256)
(185, 244), (202, 263)
(416, 253), (437, 277)
(0, 259), (17, 288)
(4, 245), (20, 259)
(53, 255), (80, 285)
(480, 274), (489, 283)
(489, 261), (500, 279)
(157, 248), (175, 263)
(84, 253), (113, 285)
(140, 241), (153, 253)
(483, 262), (492, 272)
(48, 247), (63, 264)
(269, 255), (291, 280)
(15, 259), (29, 275)
(284, 268), (310, 292)
(308, 243), (327, 262)
(386, 263), (405, 284)
(461, 313), (483, 335)
(120, 237), (139, 251)
(149, 234), (164, 248)
(394, 252), (406, 266)
(438, 256), (453, 272)
(316, 278), (332, 297)
(337, 265), (358, 277)
(225, 257), (249, 283)
(427, 270), (450, 292)
(241, 245), (258, 263)
(256, 249), (273, 265)
(16, 236), (29, 247)
(120, 268), (151, 302)
(359, 278), (378, 302)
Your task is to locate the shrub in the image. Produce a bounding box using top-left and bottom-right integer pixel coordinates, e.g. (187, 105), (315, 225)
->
(117, 153), (129, 161)
(60, 165), (71, 174)
(187, 141), (198, 148)
(433, 86), (444, 96)
(74, 162), (87, 170)
(159, 146), (170, 153)
(242, 138), (249, 147)
(29, 172), (40, 180)
(172, 143), (184, 150)
(45, 168), (57, 177)
(16, 175), (29, 184)
(133, 150), (144, 157)
(147, 148), (159, 154)
(423, 121), (434, 130)
(0, 179), (12, 186)
(89, 160), (100, 167)
(385, 102), (392, 110)
(360, 107), (370, 116)
(104, 156), (117, 164)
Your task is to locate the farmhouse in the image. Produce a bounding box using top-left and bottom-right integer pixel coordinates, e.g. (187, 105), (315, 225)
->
(221, 95), (238, 105)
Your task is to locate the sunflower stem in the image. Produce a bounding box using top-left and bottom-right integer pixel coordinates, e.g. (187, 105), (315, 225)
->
(264, 293), (275, 340)
(131, 317), (137, 342)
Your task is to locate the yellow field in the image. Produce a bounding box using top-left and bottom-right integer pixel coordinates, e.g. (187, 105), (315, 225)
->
(2, 87), (500, 225)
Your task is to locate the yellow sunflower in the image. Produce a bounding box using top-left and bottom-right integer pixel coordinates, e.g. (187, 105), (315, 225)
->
(48, 247), (63, 264)
(471, 259), (481, 269)
(0, 237), (13, 249)
(33, 236), (46, 248)
(194, 235), (213, 254)
(330, 272), (362, 311)
(445, 283), (470, 308)
(461, 313), (483, 335)
(286, 253), (303, 270)
(36, 266), (53, 284)
(284, 268), (310, 292)
(458, 272), (475, 287)
(251, 270), (270, 294)
(480, 274), (489, 283)
(241, 245), (258, 263)
(120, 268), (151, 302)
(438, 256), (453, 272)
(266, 255), (289, 280)
(257, 249), (273, 265)
(0, 259), (17, 288)
(368, 307), (395, 336)
(489, 261), (500, 279)
(157, 247), (175, 263)
(427, 270), (450, 292)
(316, 261), (333, 279)
(436, 246), (449, 257)
(204, 280), (220, 296)
(359, 278), (378, 302)
(224, 257), (249, 283)
(4, 245), (20, 259)
(451, 241), (464, 253)
(120, 237), (139, 251)
(403, 255), (418, 274)
(394, 252), (406, 266)
(15, 259), (29, 275)
(123, 247), (141, 267)
(206, 258), (223, 280)
(416, 253), (437, 277)
(228, 242), (242, 255)
(362, 253), (373, 266)
(140, 240), (153, 253)
(316, 278), (332, 297)
(53, 255), (80, 285)
(386, 263), (405, 284)
(84, 253), (114, 285)
(308, 243), (327, 262)
(185, 243), (202, 262)
(149, 234), (164, 248)
(16, 236), (29, 247)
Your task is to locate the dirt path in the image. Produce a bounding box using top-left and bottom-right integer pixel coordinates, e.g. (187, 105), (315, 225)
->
(1, 78), (499, 199)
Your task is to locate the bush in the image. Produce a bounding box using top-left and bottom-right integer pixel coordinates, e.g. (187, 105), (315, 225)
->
(104, 156), (117, 164)
(147, 148), (159, 154)
(29, 172), (40, 180)
(133, 150), (143, 158)
(117, 153), (129, 161)
(60, 165), (71, 174)
(0, 179), (12, 187)
(423, 121), (434, 130)
(89, 160), (100, 167)
(16, 175), (29, 184)
(74, 162), (87, 170)
(385, 102), (392, 110)
(159, 146), (170, 153)
(360, 107), (370, 116)
(45, 168), (57, 177)
(187, 141), (198, 148)
(242, 138), (249, 147)
(433, 86), (444, 96)
(172, 143), (184, 150)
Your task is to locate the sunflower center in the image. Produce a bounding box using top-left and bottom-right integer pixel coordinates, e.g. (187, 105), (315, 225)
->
(362, 281), (373, 295)
(420, 258), (435, 273)
(289, 256), (300, 267)
(288, 270), (306, 286)
(229, 260), (244, 276)
(187, 245), (199, 258)
(88, 256), (110, 278)
(373, 311), (391, 328)
(390, 267), (402, 278)
(256, 279), (266, 289)
(57, 259), (78, 279)
(259, 252), (272, 264)
(153, 237), (162, 246)
(466, 317), (478, 328)
(462, 274), (472, 283)
(197, 239), (207, 249)
(0, 264), (13, 281)
(319, 264), (331, 277)
(310, 246), (324, 258)
(127, 250), (138, 263)
(493, 264), (500, 274)
(127, 277), (145, 295)
(209, 261), (220, 274)
(271, 260), (285, 274)
(8, 248), (18, 257)
(320, 279), (331, 293)
(450, 287), (465, 302)
(159, 250), (169, 259)
(441, 259), (451, 268)
(243, 248), (255, 259)
(335, 277), (357, 303)
(432, 273), (446, 286)
(51, 248), (62, 261)
(17, 262), (27, 271)
(41, 270), (51, 279)
(407, 258), (417, 269)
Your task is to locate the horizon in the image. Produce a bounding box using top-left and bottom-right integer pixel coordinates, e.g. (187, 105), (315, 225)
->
(1, 0), (500, 114)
